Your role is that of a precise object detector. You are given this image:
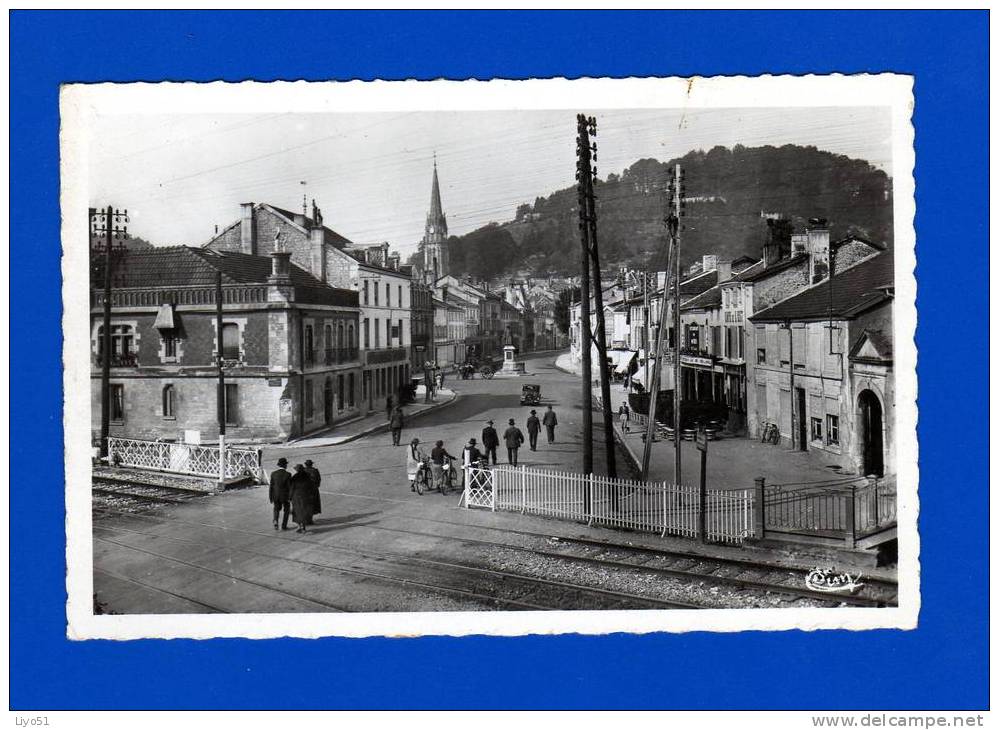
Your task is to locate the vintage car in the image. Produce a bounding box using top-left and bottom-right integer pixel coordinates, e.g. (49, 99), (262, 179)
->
(520, 383), (541, 406)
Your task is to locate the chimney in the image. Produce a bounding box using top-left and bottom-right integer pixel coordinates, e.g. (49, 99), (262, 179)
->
(240, 203), (256, 255)
(310, 218), (326, 282)
(791, 233), (808, 256)
(716, 260), (732, 283)
(702, 254), (718, 272)
(763, 217), (792, 268)
(294, 212), (307, 227)
(268, 248), (292, 285)
(807, 218), (830, 284)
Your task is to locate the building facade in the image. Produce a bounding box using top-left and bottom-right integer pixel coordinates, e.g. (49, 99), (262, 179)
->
(747, 252), (895, 477)
(205, 200), (411, 414)
(91, 246), (362, 443)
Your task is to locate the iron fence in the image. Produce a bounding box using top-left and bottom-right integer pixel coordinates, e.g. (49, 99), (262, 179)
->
(106, 437), (264, 483)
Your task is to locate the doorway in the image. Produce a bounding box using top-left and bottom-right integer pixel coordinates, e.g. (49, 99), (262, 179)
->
(796, 387), (807, 451)
(858, 390), (884, 476)
(323, 377), (333, 425)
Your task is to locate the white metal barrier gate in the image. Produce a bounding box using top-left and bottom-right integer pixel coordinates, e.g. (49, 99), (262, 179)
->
(107, 437), (264, 483)
(463, 466), (495, 510)
(464, 463), (753, 544)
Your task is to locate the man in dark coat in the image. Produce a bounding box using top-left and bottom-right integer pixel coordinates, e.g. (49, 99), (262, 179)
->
(481, 420), (499, 466)
(503, 418), (525, 466)
(389, 405), (405, 446)
(289, 464), (314, 534)
(542, 405), (558, 444)
(385, 394), (394, 421)
(526, 410), (542, 451)
(269, 457), (292, 531)
(303, 459), (322, 523)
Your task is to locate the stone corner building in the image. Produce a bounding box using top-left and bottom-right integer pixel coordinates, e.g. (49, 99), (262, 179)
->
(205, 200), (412, 416)
(91, 245), (361, 443)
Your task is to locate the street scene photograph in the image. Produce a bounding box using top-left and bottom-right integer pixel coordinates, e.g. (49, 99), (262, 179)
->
(62, 76), (916, 634)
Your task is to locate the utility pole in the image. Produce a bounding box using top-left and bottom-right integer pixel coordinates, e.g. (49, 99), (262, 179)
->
(91, 205), (128, 459)
(216, 270), (226, 483)
(672, 164), (685, 486)
(575, 115), (594, 485)
(578, 114), (617, 481)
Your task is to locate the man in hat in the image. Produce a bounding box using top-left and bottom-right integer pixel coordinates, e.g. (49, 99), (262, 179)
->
(269, 457), (292, 530)
(481, 419), (499, 466)
(389, 404), (405, 446)
(526, 409), (541, 451)
(303, 459), (322, 523)
(462, 437), (484, 469)
(543, 404), (559, 444)
(503, 418), (525, 466)
(289, 464), (314, 534)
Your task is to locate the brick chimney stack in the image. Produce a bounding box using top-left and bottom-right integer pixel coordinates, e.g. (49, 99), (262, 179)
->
(240, 203), (256, 255)
(309, 201), (326, 283)
(716, 260), (732, 282)
(807, 217), (831, 284)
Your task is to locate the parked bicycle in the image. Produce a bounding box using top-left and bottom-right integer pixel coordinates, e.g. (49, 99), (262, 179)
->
(413, 457), (433, 495)
(438, 455), (459, 496)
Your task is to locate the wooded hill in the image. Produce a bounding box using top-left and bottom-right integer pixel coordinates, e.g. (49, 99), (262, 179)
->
(443, 144), (893, 279)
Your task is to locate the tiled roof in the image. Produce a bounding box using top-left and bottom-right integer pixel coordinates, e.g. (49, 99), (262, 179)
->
(740, 253), (808, 282)
(116, 246), (358, 307)
(680, 285), (722, 311)
(750, 253), (894, 322)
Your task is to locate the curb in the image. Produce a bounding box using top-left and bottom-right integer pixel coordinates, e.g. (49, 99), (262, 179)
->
(285, 391), (461, 448)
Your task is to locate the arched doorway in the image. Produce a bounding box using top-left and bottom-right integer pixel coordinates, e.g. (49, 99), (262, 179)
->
(858, 390), (884, 477)
(323, 377), (334, 425)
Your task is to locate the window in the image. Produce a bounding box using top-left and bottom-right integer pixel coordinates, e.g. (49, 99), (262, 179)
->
(398, 285), (403, 308)
(363, 318), (369, 349)
(375, 319), (381, 348)
(97, 325), (135, 365)
(304, 324), (314, 365)
(810, 416), (822, 442)
(711, 326), (722, 356)
(348, 373), (355, 407)
(163, 332), (178, 360)
(374, 282), (379, 306)
(826, 414), (840, 445)
(221, 323), (240, 360)
(757, 347), (766, 364)
(305, 380), (314, 420)
(337, 374), (344, 410)
(348, 324), (355, 353)
(386, 283), (391, 307)
(337, 323), (345, 352)
(224, 383), (239, 425)
(324, 324), (333, 361)
(110, 384), (124, 422)
(363, 280), (369, 305)
(398, 318), (404, 347)
(162, 385), (175, 419)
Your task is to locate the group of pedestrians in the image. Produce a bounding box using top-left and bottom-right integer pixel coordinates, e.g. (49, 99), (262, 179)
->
(473, 404), (558, 468)
(268, 458), (323, 533)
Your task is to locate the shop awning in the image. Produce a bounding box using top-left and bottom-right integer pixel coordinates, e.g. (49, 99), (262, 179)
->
(608, 349), (637, 375)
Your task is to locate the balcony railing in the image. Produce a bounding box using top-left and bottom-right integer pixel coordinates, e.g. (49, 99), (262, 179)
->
(95, 352), (138, 368)
(320, 348), (360, 365)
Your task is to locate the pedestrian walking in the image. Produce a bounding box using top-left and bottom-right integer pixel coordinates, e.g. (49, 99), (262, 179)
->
(303, 459), (322, 523)
(385, 393), (394, 421)
(542, 405), (558, 444)
(390, 405), (405, 446)
(407, 437), (426, 492)
(481, 420), (499, 465)
(526, 409), (541, 451)
(438, 368), (446, 390)
(268, 457), (292, 531)
(618, 402), (630, 433)
(289, 464), (314, 533)
(503, 418), (525, 466)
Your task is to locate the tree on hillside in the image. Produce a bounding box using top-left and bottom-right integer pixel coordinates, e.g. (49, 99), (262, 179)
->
(554, 286), (580, 334)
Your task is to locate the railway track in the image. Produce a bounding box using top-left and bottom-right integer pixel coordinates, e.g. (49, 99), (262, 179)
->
(92, 475), (209, 513)
(93, 512), (703, 611)
(362, 515), (898, 608)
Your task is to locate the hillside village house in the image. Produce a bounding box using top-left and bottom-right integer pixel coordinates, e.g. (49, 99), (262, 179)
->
(90, 246), (361, 443)
(205, 201), (411, 414)
(748, 251), (894, 478)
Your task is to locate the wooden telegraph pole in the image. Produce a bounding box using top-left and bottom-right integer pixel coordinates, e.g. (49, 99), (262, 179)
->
(216, 270), (227, 484)
(575, 115), (594, 485)
(91, 206), (128, 459)
(578, 114), (617, 481)
(672, 164), (685, 489)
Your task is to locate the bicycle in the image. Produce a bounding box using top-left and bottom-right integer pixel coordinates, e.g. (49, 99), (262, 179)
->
(438, 456), (458, 496)
(760, 422), (781, 446)
(413, 458), (432, 496)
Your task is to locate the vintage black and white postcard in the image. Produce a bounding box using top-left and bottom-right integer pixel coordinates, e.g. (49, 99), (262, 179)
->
(61, 75), (917, 639)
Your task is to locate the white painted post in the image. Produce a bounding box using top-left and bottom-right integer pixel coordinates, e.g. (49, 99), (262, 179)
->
(491, 467), (496, 512)
(520, 465), (526, 514)
(218, 433), (226, 484)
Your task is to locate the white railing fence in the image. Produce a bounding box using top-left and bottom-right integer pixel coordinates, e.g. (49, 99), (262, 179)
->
(107, 437), (264, 483)
(464, 464), (753, 544)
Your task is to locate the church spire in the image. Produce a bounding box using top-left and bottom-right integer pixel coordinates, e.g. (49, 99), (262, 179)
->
(427, 154), (445, 230)
(422, 156), (449, 282)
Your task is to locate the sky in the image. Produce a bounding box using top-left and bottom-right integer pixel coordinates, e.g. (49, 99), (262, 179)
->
(87, 107), (892, 254)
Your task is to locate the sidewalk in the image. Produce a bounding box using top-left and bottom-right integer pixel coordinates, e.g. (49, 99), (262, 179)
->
(556, 353), (845, 490)
(282, 386), (457, 449)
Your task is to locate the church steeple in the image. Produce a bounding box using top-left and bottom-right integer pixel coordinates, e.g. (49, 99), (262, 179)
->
(422, 155), (449, 281)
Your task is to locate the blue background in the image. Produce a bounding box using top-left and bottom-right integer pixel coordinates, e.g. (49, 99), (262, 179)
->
(10, 10), (989, 710)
